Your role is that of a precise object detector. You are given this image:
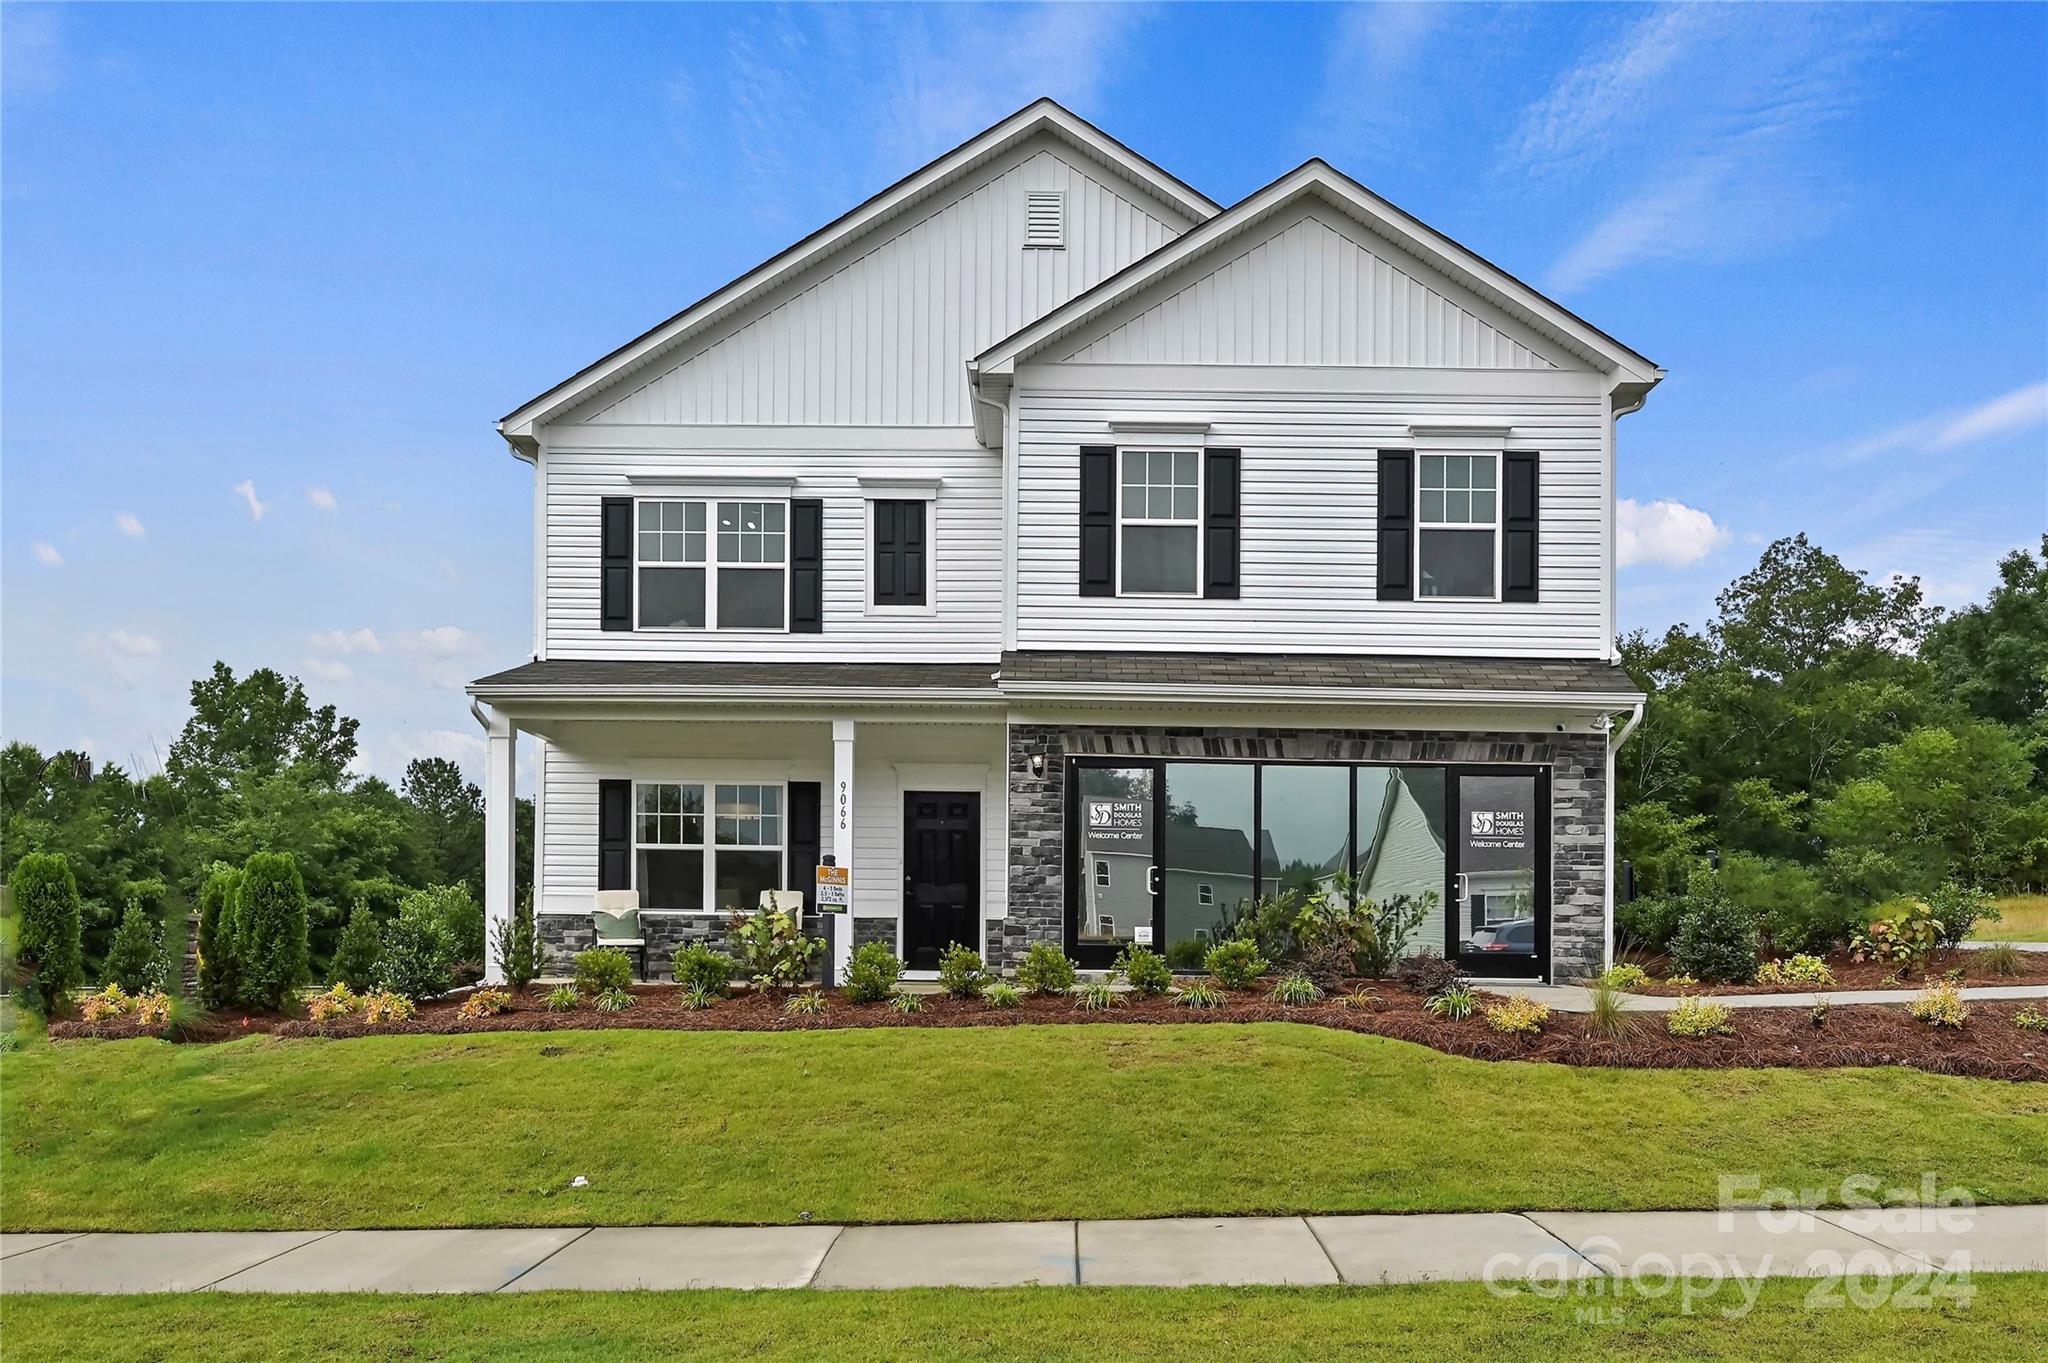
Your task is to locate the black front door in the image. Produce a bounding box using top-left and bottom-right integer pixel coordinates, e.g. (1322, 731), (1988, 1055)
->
(903, 791), (979, 971)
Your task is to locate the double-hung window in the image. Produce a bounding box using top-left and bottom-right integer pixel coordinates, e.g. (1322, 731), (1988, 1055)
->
(634, 780), (784, 913)
(1118, 448), (1200, 595)
(636, 499), (786, 630)
(1417, 453), (1498, 600)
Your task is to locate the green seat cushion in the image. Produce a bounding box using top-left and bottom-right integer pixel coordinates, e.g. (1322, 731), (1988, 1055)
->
(593, 909), (640, 940)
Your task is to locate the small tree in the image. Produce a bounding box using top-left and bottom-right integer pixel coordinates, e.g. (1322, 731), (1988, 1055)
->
(102, 900), (163, 993)
(238, 852), (310, 1011)
(13, 851), (84, 1013)
(329, 900), (383, 991)
(492, 894), (545, 992)
(195, 865), (244, 1010)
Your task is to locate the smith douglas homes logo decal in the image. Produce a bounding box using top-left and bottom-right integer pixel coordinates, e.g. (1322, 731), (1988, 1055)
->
(1470, 809), (1528, 848)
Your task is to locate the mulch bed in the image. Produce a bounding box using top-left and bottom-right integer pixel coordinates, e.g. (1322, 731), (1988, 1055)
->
(1627, 945), (2048, 995)
(46, 981), (2048, 1082)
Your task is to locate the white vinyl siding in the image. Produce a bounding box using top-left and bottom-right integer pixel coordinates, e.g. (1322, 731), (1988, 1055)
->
(1013, 368), (1609, 656)
(562, 138), (1191, 428)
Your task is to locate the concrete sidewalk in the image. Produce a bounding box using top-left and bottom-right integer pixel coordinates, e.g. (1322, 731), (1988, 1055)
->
(1499, 981), (2048, 1013)
(5, 1206), (2044, 1294)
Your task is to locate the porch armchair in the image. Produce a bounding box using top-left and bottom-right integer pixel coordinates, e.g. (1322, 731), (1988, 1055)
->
(592, 889), (647, 979)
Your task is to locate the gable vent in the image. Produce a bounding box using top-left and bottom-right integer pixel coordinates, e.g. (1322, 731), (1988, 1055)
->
(1023, 190), (1065, 249)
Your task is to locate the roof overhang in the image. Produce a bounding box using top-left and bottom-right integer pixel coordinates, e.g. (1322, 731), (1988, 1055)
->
(497, 99), (1220, 458)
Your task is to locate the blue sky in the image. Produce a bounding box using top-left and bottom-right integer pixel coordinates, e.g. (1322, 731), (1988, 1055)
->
(5, 2), (2044, 787)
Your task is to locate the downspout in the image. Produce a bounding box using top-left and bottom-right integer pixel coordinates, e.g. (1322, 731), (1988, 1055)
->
(1603, 700), (1646, 973)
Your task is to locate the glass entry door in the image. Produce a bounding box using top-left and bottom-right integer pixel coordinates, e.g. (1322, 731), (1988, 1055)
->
(1449, 769), (1548, 978)
(1072, 762), (1161, 967)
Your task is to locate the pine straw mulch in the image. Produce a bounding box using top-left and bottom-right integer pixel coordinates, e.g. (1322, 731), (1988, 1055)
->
(45, 980), (2048, 1082)
(1626, 945), (2048, 995)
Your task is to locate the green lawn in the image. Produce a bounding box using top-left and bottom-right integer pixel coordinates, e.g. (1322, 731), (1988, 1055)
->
(6, 1024), (2047, 1231)
(10, 1278), (2047, 1363)
(1978, 895), (2048, 942)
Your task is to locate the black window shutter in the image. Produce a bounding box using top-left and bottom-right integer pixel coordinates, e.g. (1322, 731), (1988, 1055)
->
(790, 498), (824, 632)
(1376, 451), (1414, 601)
(1079, 445), (1116, 596)
(1203, 447), (1240, 599)
(786, 782), (821, 914)
(600, 497), (634, 631)
(598, 778), (631, 891)
(871, 500), (927, 607)
(1502, 452), (1540, 603)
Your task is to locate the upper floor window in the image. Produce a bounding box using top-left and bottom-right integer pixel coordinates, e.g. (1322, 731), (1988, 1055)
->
(637, 499), (786, 630)
(1417, 454), (1497, 600)
(1119, 449), (1200, 595)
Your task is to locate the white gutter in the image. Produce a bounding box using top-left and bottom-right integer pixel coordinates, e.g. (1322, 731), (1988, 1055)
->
(1000, 681), (1646, 709)
(466, 685), (1007, 707)
(1602, 699), (1646, 974)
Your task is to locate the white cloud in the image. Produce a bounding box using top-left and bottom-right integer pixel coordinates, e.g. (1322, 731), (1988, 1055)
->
(2, 7), (66, 101)
(310, 627), (382, 655)
(387, 728), (489, 781)
(307, 486), (338, 511)
(395, 625), (475, 658)
(1617, 498), (1728, 568)
(1305, 2), (1460, 161)
(103, 630), (161, 658)
(303, 657), (353, 683)
(115, 512), (145, 539)
(32, 542), (62, 566)
(1848, 525), (2011, 611)
(1835, 381), (2048, 464)
(233, 479), (267, 521)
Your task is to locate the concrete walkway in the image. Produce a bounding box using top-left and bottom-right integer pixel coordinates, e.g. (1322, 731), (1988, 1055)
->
(5, 1206), (2044, 1294)
(1498, 981), (2048, 1013)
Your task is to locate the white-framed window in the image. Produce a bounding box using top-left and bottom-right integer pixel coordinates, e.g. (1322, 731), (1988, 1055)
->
(1416, 453), (1499, 600)
(1118, 448), (1201, 595)
(636, 499), (787, 630)
(1094, 860), (1112, 889)
(633, 780), (785, 913)
(1198, 882), (1214, 906)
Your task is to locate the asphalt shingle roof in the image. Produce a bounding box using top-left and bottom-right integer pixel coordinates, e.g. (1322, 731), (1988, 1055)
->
(998, 651), (1641, 695)
(469, 659), (998, 692)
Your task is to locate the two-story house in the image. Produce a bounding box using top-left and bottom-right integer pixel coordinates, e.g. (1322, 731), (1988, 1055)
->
(469, 99), (1656, 987)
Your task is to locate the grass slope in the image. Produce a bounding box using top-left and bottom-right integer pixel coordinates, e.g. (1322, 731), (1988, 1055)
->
(1979, 895), (2048, 942)
(11, 1278), (2048, 1363)
(6, 1024), (2047, 1231)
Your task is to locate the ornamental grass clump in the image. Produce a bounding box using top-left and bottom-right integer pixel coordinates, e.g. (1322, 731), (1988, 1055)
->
(783, 990), (827, 1017)
(1976, 944), (2023, 979)
(1584, 980), (1636, 1040)
(982, 983), (1022, 1010)
(1483, 995), (1549, 1037)
(544, 984), (580, 1012)
(593, 987), (636, 1014)
(1073, 980), (1121, 1011)
(1423, 982), (1476, 1021)
(1667, 996), (1734, 1039)
(1173, 982), (1225, 1009)
(1272, 972), (1322, 1006)
(888, 992), (926, 1016)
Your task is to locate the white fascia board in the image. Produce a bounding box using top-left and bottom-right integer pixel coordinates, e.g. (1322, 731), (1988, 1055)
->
(855, 474), (943, 500)
(467, 685), (1004, 707)
(998, 681), (1646, 710)
(500, 101), (1218, 447)
(974, 161), (1662, 387)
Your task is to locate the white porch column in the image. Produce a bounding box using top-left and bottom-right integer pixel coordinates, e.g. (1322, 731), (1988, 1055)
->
(831, 718), (856, 980)
(482, 709), (518, 986)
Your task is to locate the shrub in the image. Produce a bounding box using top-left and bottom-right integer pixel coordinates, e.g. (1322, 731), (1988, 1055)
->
(377, 910), (455, 1002)
(1315, 881), (1434, 980)
(360, 990), (416, 1023)
(1114, 943), (1173, 996)
(544, 984), (579, 1012)
(1667, 996), (1733, 1038)
(1721, 853), (1858, 955)
(1928, 882), (1997, 950)
(593, 987), (636, 1013)
(1484, 995), (1549, 1037)
(1291, 889), (1374, 983)
(888, 991), (925, 1016)
(936, 942), (989, 1000)
(1850, 898), (1940, 974)
(1665, 972), (1698, 988)
(1809, 1000), (1830, 1030)
(1615, 893), (1686, 955)
(238, 852), (311, 1011)
(1667, 872), (1758, 984)
(13, 851), (84, 1013)
(1423, 982), (1476, 1020)
(307, 984), (361, 1021)
(457, 988), (512, 1020)
(1015, 941), (1077, 996)
(131, 991), (173, 1029)
(1272, 972), (1323, 1006)
(1073, 980), (1121, 1011)
(1597, 963), (1650, 990)
(195, 865), (244, 1011)
(842, 941), (903, 1004)
(1905, 980), (1969, 1029)
(679, 986), (717, 1011)
(1341, 987), (1381, 1011)
(1204, 938), (1268, 990)
(783, 990), (827, 1016)
(1585, 980), (1635, 1040)
(1753, 954), (1836, 988)
(672, 942), (738, 997)
(2013, 1005), (2048, 1033)
(1395, 954), (1463, 998)
(727, 905), (822, 990)
(102, 900), (163, 994)
(1174, 982), (1225, 1009)
(493, 898), (545, 992)
(80, 984), (133, 1022)
(330, 900), (384, 992)
(402, 885), (485, 979)
(1976, 944), (2023, 978)
(983, 982), (1021, 1009)
(1220, 890), (1302, 965)
(1163, 938), (1208, 970)
(574, 947), (634, 997)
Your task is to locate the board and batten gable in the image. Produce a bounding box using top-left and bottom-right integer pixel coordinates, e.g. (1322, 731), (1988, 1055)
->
(559, 133), (1197, 430)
